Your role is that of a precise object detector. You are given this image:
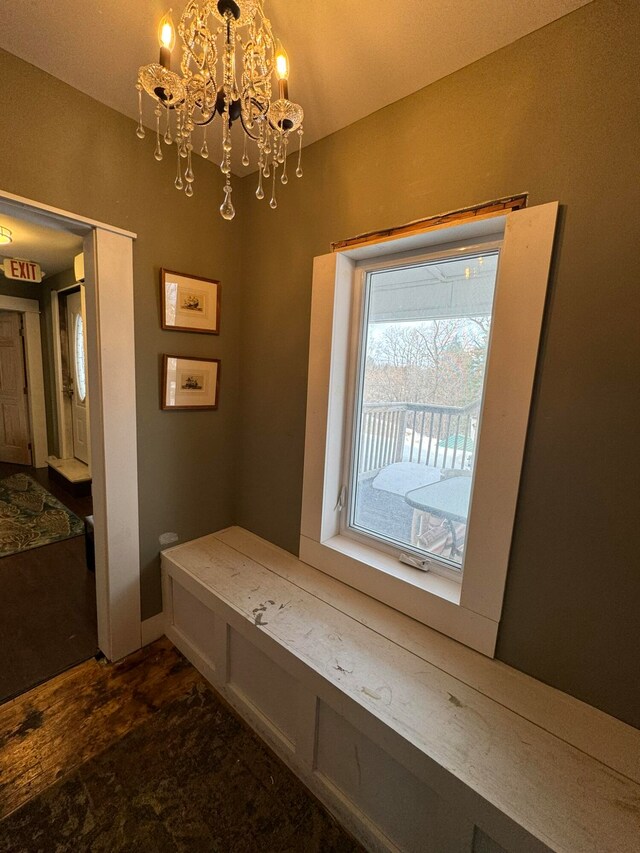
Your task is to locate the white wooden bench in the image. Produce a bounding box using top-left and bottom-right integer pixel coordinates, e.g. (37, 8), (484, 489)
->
(161, 526), (640, 853)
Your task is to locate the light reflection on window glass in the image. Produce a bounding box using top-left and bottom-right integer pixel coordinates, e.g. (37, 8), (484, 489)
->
(75, 314), (87, 402)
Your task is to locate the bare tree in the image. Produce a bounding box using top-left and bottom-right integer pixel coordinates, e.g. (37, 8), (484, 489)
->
(364, 318), (489, 406)
(414, 320), (459, 399)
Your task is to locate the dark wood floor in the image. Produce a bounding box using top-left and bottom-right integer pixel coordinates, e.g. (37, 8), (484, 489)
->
(0, 462), (97, 705)
(0, 638), (200, 820)
(0, 640), (362, 852)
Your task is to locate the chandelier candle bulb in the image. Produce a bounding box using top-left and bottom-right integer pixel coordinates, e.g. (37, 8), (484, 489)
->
(158, 10), (176, 69)
(137, 0), (304, 218)
(275, 41), (290, 100)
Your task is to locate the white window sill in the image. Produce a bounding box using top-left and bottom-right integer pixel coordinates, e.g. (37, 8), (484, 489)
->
(299, 533), (498, 655)
(322, 534), (461, 603)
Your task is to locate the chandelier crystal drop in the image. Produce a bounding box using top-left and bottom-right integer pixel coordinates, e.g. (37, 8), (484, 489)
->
(136, 1), (305, 220)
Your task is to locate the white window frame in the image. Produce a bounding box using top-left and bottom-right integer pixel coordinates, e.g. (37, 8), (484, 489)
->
(341, 241), (502, 583)
(300, 203), (558, 656)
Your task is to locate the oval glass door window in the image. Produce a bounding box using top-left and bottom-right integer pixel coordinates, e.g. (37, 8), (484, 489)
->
(75, 314), (87, 402)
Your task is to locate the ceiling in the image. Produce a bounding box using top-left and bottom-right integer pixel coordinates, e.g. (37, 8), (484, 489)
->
(0, 209), (82, 280)
(0, 1), (592, 175)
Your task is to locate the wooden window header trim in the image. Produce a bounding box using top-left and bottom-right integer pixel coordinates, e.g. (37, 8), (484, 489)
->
(331, 194), (528, 253)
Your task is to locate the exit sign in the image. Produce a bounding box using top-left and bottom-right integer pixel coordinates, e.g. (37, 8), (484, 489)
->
(3, 258), (43, 283)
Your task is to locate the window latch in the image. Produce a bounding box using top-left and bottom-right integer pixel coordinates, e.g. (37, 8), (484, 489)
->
(399, 552), (431, 572)
(335, 485), (347, 512)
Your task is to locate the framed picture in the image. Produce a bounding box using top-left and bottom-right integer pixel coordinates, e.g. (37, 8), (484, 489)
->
(162, 355), (220, 410)
(161, 269), (221, 334)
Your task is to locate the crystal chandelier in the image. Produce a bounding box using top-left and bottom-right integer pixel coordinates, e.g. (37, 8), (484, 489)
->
(136, 1), (305, 220)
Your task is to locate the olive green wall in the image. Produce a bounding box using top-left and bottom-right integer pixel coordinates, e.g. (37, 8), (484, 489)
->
(0, 48), (243, 620)
(0, 0), (637, 728)
(237, 0), (640, 727)
(0, 278), (41, 301)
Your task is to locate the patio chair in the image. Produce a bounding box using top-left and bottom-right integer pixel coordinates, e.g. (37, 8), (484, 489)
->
(411, 510), (466, 562)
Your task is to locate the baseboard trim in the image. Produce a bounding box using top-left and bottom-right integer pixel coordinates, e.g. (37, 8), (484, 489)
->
(141, 612), (165, 647)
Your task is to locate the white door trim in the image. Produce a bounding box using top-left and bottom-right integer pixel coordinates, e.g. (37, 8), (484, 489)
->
(0, 295), (41, 315)
(0, 188), (141, 662)
(0, 189), (137, 239)
(83, 228), (141, 661)
(51, 282), (89, 461)
(50, 290), (73, 460)
(0, 295), (48, 468)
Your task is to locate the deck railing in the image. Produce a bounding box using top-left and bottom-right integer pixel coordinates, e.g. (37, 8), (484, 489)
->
(358, 401), (479, 476)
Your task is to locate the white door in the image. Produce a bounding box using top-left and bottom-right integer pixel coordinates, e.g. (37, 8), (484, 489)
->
(0, 311), (31, 465)
(67, 289), (90, 465)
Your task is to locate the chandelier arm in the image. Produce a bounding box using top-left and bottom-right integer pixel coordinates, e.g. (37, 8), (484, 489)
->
(193, 110), (218, 127)
(240, 95), (269, 139)
(158, 97), (186, 111)
(268, 117), (293, 133)
(240, 113), (262, 141)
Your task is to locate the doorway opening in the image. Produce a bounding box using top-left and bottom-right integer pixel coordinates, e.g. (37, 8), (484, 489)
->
(0, 189), (141, 704)
(0, 212), (96, 702)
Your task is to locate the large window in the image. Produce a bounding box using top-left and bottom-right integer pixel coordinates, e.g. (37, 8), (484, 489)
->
(347, 249), (499, 575)
(300, 203), (558, 655)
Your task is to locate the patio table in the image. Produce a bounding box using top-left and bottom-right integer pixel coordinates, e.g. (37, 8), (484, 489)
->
(405, 476), (472, 559)
(405, 476), (472, 522)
